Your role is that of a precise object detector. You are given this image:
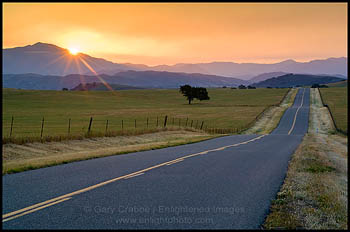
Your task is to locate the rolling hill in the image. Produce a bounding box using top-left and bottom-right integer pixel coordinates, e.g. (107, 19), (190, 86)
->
(326, 80), (348, 87)
(3, 71), (250, 90)
(252, 73), (345, 88)
(148, 58), (347, 79)
(249, 72), (288, 83)
(2, 42), (140, 76)
(71, 82), (144, 91)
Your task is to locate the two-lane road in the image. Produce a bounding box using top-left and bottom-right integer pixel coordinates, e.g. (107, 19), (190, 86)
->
(2, 88), (310, 229)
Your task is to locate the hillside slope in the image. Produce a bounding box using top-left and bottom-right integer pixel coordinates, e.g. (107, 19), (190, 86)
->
(3, 71), (250, 90)
(252, 74), (345, 88)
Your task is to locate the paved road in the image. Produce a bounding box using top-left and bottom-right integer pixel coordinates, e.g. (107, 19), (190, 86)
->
(2, 88), (310, 229)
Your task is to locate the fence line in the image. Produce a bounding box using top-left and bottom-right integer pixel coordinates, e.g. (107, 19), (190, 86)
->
(318, 88), (347, 135)
(5, 98), (293, 142)
(2, 114), (247, 141)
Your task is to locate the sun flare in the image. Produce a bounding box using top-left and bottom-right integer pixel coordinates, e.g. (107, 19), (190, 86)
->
(68, 47), (79, 55)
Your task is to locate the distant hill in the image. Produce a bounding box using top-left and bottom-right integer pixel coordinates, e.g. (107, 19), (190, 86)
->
(2, 42), (140, 76)
(71, 82), (144, 91)
(3, 71), (250, 90)
(149, 58), (348, 80)
(3, 42), (347, 79)
(326, 80), (348, 87)
(252, 74), (345, 88)
(249, 72), (288, 83)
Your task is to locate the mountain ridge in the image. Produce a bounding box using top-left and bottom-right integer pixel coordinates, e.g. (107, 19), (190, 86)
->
(3, 42), (347, 79)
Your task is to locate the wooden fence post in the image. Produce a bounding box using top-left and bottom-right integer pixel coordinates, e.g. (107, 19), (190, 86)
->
(157, 116), (159, 127)
(200, 121), (204, 130)
(88, 117), (93, 134)
(40, 117), (45, 138)
(147, 118), (149, 128)
(122, 120), (124, 130)
(105, 120), (109, 134)
(135, 119), (137, 129)
(195, 120), (198, 129)
(185, 117), (188, 127)
(68, 118), (71, 136)
(10, 116), (14, 138)
(164, 115), (168, 127)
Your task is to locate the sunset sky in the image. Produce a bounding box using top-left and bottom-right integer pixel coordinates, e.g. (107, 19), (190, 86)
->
(3, 3), (347, 66)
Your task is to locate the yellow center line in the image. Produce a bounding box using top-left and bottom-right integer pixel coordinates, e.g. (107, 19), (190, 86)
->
(2, 197), (72, 223)
(288, 88), (306, 135)
(166, 158), (184, 165)
(123, 172), (145, 179)
(3, 134), (266, 222)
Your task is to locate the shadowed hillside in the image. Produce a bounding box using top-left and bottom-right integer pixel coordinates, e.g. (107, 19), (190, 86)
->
(252, 73), (345, 88)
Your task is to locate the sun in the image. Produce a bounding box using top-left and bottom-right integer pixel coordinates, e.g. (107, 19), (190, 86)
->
(68, 47), (79, 55)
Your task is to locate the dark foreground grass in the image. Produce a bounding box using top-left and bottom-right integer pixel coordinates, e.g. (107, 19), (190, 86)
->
(2, 88), (288, 140)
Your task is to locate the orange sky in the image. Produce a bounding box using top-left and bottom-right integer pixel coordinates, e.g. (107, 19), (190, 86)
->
(3, 3), (347, 65)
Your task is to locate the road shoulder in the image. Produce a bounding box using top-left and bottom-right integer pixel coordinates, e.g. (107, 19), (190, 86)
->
(2, 129), (220, 175)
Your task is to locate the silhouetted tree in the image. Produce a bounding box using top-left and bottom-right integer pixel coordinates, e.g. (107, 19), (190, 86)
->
(196, 87), (210, 101)
(179, 85), (210, 104)
(247, 85), (256, 89)
(238, 85), (247, 89)
(62, 88), (68, 91)
(180, 85), (194, 104)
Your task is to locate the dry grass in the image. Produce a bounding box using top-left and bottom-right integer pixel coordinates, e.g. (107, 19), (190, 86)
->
(243, 88), (298, 134)
(3, 129), (220, 175)
(263, 88), (348, 230)
(2, 88), (289, 139)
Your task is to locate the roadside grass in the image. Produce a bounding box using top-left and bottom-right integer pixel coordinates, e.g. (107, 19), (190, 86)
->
(319, 87), (348, 134)
(3, 129), (222, 175)
(2, 126), (195, 145)
(2, 88), (289, 140)
(263, 134), (347, 229)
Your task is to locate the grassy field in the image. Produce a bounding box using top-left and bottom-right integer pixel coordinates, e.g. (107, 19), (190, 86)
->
(2, 88), (289, 140)
(319, 87), (347, 134)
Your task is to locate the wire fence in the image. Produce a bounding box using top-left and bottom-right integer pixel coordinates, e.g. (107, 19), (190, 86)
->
(3, 115), (233, 144)
(317, 88), (347, 135)
(3, 89), (292, 144)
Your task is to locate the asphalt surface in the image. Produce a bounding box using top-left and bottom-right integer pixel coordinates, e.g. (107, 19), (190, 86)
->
(2, 88), (310, 229)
